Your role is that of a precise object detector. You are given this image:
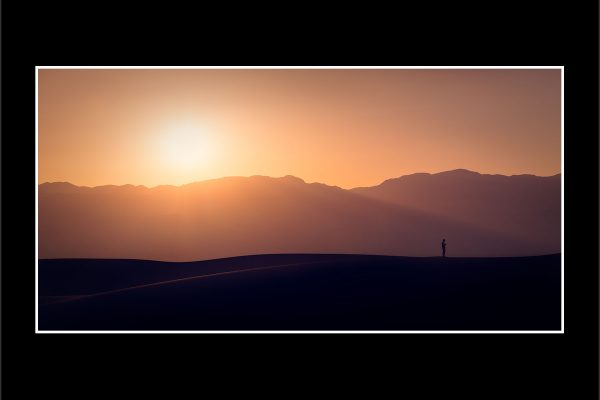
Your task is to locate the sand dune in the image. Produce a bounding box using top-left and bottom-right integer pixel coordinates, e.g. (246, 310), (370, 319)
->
(38, 253), (561, 331)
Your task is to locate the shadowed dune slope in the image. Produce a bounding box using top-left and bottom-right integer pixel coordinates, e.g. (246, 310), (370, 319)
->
(38, 254), (561, 331)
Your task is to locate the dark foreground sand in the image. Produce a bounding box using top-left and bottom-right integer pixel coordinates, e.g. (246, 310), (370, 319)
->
(38, 254), (561, 331)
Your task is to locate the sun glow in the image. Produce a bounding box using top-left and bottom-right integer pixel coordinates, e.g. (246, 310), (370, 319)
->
(155, 120), (218, 181)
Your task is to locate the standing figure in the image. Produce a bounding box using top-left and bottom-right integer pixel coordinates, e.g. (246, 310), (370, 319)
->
(442, 239), (446, 257)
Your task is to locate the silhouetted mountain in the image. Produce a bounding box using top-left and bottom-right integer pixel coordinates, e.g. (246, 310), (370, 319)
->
(352, 169), (560, 253)
(38, 171), (560, 261)
(38, 181), (80, 193)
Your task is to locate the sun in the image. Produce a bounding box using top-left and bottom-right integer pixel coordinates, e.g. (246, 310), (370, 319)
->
(155, 120), (217, 177)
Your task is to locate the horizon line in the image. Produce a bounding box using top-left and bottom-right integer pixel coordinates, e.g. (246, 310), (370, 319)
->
(38, 168), (562, 190)
(38, 252), (562, 264)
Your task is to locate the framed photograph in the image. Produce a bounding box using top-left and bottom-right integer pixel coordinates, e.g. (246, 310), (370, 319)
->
(2, 3), (598, 398)
(36, 67), (563, 333)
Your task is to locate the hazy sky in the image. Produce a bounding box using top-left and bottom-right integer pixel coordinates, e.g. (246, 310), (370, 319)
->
(38, 68), (561, 189)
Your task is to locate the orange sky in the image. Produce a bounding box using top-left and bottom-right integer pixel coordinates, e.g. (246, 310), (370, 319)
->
(38, 68), (561, 189)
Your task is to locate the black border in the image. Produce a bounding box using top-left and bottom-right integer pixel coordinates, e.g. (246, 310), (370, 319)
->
(2, 2), (599, 398)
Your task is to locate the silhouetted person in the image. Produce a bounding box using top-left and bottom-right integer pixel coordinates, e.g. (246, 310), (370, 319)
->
(442, 239), (446, 257)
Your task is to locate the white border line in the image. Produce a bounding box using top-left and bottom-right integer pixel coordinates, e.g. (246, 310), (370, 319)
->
(39, 330), (563, 334)
(35, 68), (40, 333)
(36, 66), (563, 69)
(35, 66), (564, 334)
(561, 67), (564, 332)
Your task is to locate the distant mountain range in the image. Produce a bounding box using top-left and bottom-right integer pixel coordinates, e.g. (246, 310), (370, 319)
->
(38, 170), (561, 261)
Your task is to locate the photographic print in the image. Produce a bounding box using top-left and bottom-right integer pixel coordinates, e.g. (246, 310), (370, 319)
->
(36, 67), (562, 332)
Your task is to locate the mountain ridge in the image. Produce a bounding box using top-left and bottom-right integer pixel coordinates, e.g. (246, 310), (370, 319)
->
(38, 169), (561, 260)
(39, 169), (561, 191)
